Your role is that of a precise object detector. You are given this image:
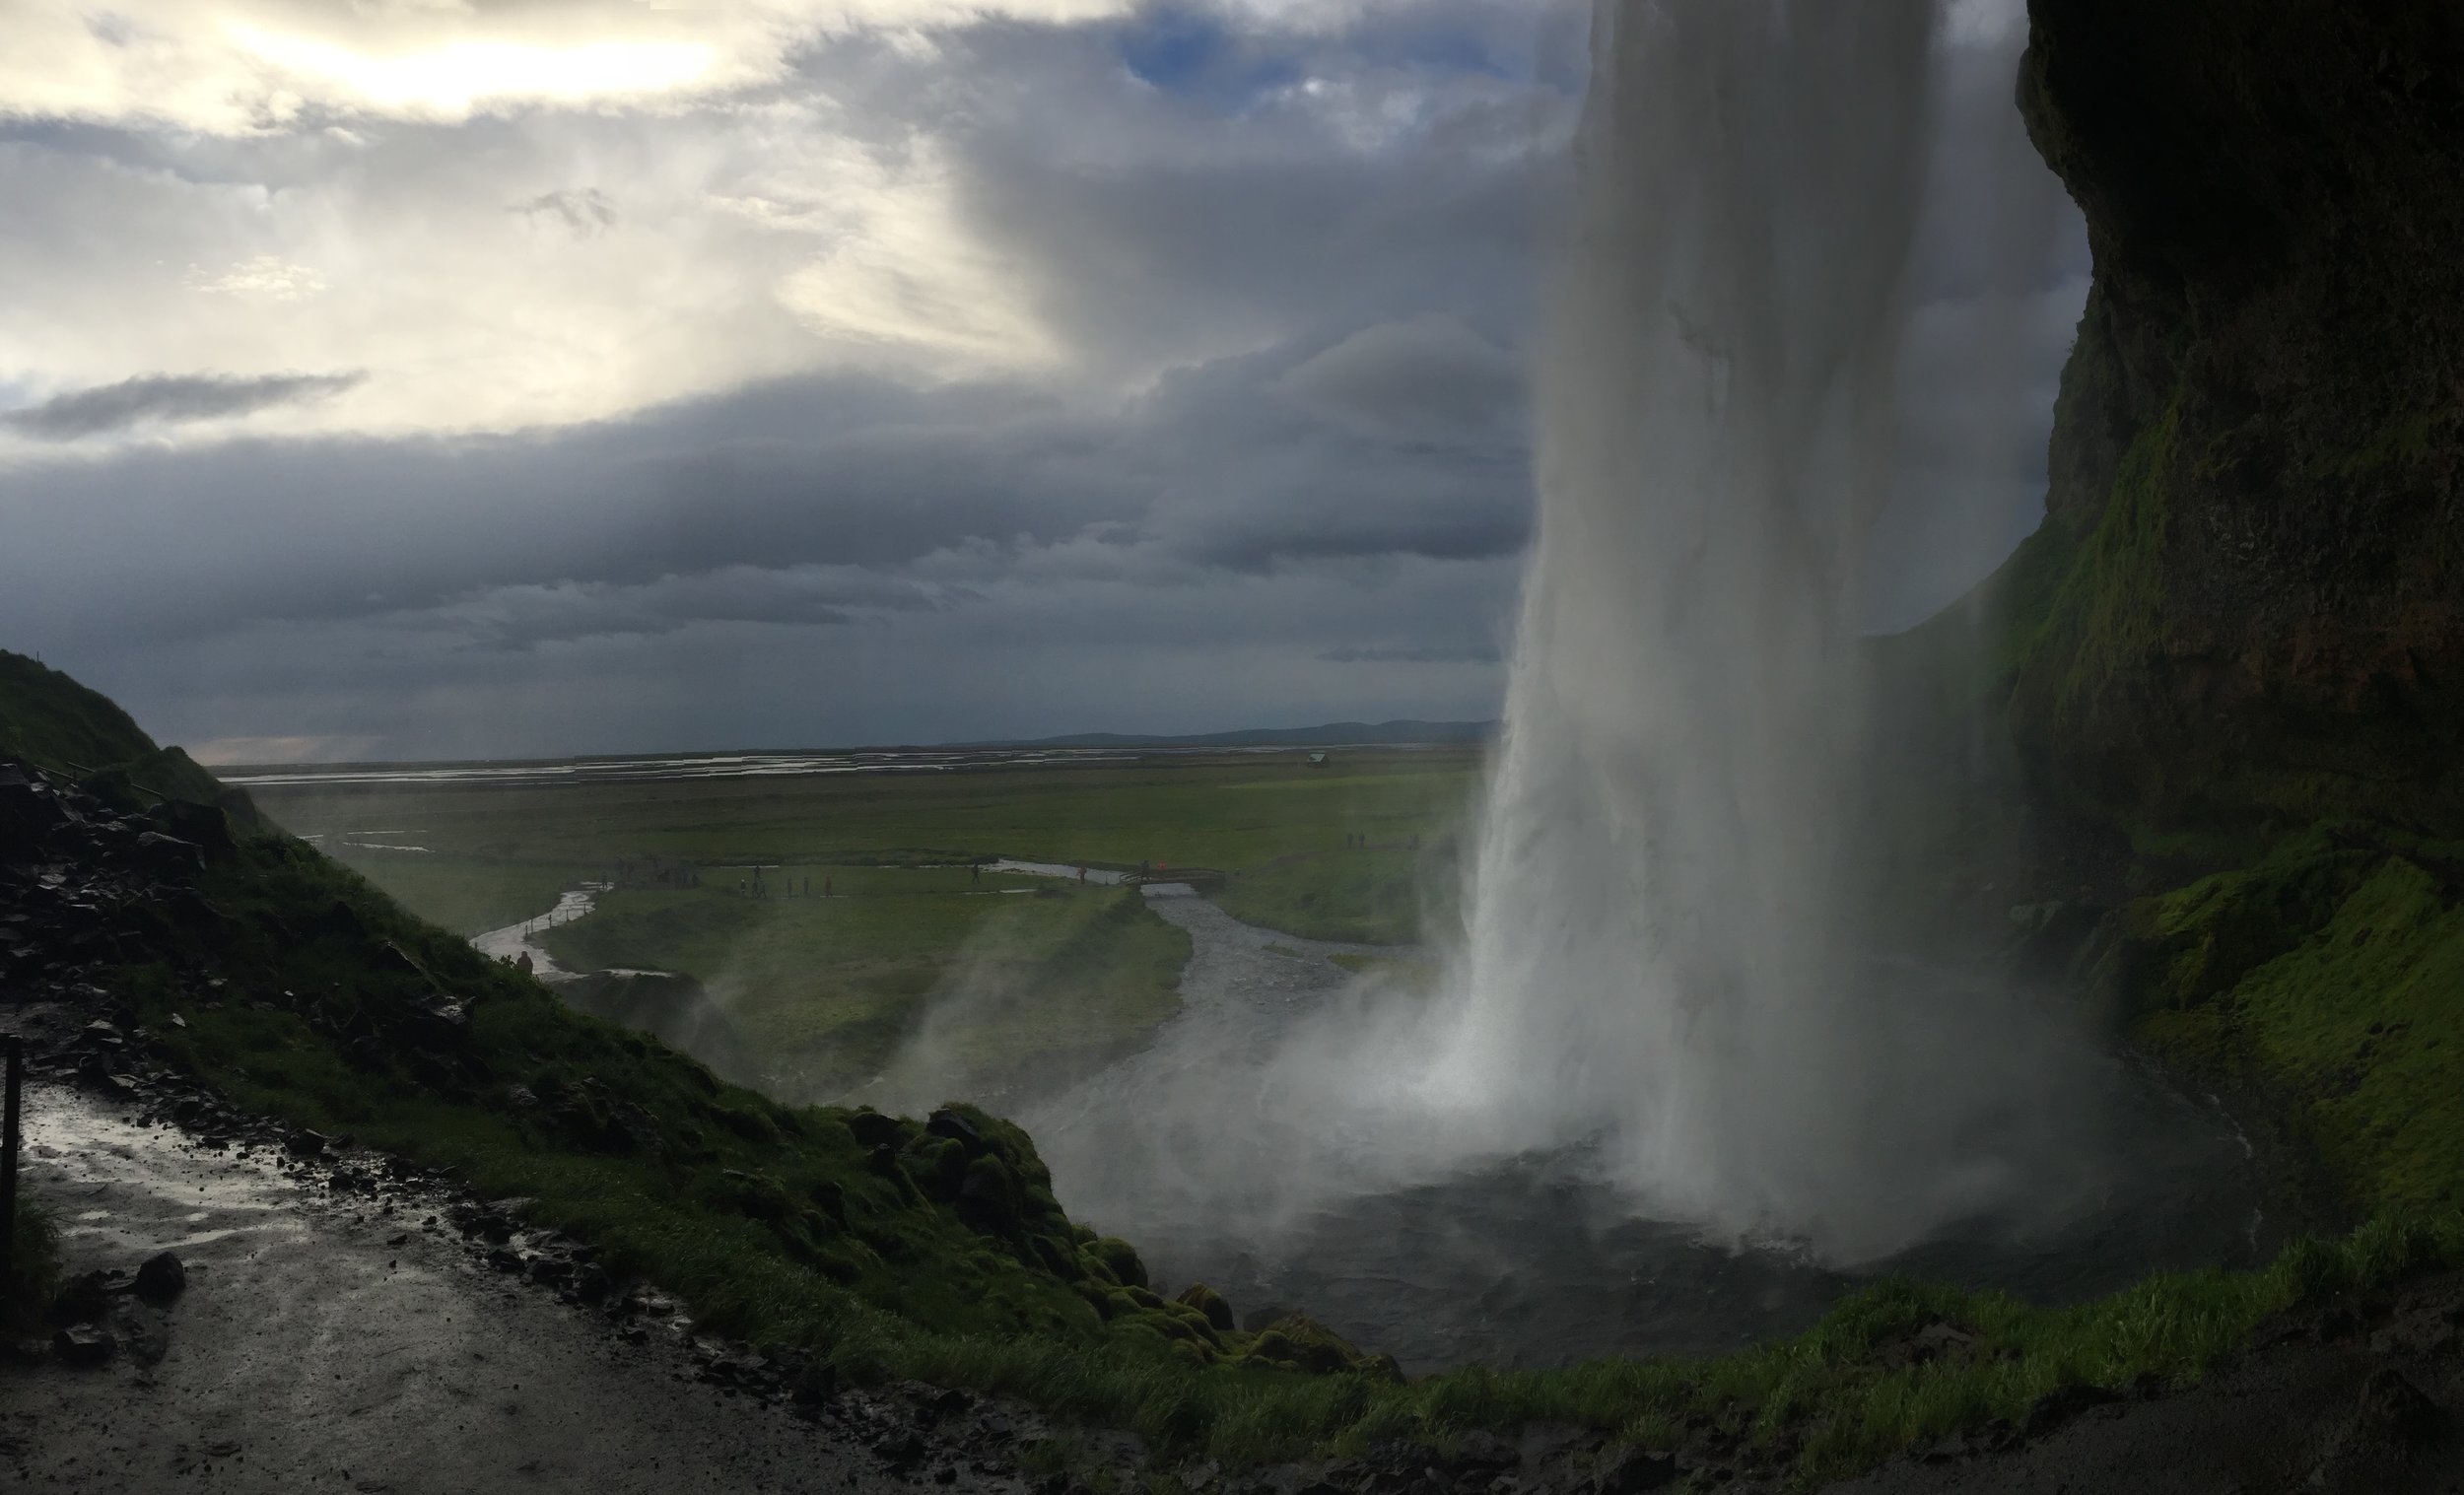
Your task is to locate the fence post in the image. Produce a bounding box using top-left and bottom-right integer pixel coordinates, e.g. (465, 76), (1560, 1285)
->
(0, 1035), (22, 1299)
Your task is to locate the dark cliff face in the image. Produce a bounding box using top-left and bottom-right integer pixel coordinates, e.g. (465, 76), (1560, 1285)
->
(2004, 0), (2464, 836)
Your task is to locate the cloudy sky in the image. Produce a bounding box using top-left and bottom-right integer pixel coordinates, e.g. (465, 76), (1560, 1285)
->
(0, 0), (2081, 763)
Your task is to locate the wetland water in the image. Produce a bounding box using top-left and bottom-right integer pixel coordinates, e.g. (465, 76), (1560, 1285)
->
(471, 885), (605, 976)
(1026, 893), (2288, 1374)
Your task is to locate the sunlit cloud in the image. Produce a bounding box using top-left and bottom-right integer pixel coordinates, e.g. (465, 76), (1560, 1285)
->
(190, 256), (330, 301)
(0, 0), (1137, 134)
(772, 144), (1063, 372)
(228, 29), (721, 120)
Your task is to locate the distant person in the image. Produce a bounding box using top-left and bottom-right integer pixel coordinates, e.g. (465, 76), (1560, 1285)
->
(1078, 865), (1087, 882)
(515, 950), (532, 976)
(971, 864), (980, 884)
(824, 875), (832, 898)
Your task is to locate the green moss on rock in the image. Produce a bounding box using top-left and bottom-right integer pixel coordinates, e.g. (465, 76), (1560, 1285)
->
(1084, 1235), (1149, 1290)
(2129, 849), (2464, 1213)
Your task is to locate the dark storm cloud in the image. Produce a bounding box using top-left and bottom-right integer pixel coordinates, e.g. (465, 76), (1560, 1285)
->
(419, 566), (949, 651)
(1276, 314), (1523, 442)
(0, 325), (1533, 652)
(0, 374), (1136, 643)
(1, 371), (366, 439)
(1319, 643), (1500, 664)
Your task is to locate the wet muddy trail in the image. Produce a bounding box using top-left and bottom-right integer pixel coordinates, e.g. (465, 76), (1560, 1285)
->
(0, 1084), (1009, 1494)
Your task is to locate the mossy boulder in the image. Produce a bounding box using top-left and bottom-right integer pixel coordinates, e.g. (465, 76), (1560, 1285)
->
(1083, 1235), (1148, 1290)
(1175, 1281), (1236, 1332)
(1237, 1312), (1398, 1381)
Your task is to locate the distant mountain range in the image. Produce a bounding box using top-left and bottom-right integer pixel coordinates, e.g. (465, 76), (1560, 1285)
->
(974, 718), (1499, 749)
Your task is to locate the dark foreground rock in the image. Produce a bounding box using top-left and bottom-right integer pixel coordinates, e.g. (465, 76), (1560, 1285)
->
(1823, 1274), (2464, 1495)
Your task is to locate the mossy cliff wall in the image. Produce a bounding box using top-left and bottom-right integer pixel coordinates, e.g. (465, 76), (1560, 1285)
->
(2003, 0), (2464, 836)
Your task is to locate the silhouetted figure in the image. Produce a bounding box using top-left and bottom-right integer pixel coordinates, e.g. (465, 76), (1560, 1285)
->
(824, 875), (832, 898)
(515, 950), (533, 976)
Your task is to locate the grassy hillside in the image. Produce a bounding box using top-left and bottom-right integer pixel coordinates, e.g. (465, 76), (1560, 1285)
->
(0, 648), (241, 813)
(0, 649), (156, 775)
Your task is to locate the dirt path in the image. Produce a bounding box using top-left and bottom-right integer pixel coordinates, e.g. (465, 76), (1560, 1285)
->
(0, 1086), (940, 1494)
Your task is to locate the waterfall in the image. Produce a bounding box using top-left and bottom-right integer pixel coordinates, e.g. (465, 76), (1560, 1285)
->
(1428, 0), (2050, 1257)
(1031, 0), (2108, 1275)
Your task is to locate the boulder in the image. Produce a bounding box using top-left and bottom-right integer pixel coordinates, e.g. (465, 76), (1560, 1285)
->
(1174, 1282), (1236, 1333)
(846, 1109), (909, 1149)
(133, 1251), (186, 1303)
(925, 1106), (984, 1152)
(52, 1324), (117, 1367)
(1083, 1236), (1148, 1290)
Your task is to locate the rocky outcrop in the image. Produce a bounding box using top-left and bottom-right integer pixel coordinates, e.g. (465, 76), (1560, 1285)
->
(2001, 0), (2464, 837)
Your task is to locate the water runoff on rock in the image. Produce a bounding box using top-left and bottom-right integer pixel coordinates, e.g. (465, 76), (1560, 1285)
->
(1024, 0), (2274, 1367)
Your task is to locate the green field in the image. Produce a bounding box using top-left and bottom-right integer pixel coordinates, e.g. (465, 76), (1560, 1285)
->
(252, 750), (1479, 1101)
(538, 873), (1192, 1100)
(266, 751), (1474, 884)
